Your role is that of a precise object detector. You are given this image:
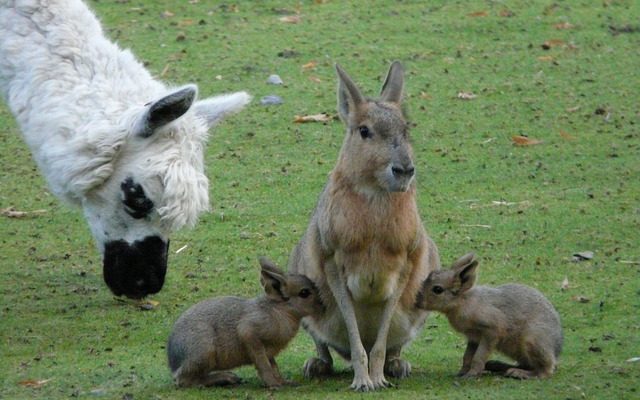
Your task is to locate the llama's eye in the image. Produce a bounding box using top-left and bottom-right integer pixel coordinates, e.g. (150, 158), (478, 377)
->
(432, 286), (444, 295)
(121, 178), (154, 219)
(358, 125), (371, 139)
(299, 288), (311, 298)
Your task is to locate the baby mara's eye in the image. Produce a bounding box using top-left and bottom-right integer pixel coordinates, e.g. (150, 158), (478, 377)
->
(358, 125), (371, 139)
(432, 285), (444, 295)
(298, 288), (312, 298)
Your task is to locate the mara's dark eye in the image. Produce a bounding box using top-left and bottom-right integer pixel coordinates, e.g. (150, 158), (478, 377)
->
(432, 286), (444, 295)
(121, 178), (154, 219)
(299, 288), (312, 298)
(358, 125), (371, 139)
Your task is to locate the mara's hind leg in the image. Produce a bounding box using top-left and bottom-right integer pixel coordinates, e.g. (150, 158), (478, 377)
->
(484, 360), (517, 375)
(174, 364), (240, 387)
(303, 337), (335, 378)
(506, 341), (556, 380)
(201, 371), (242, 387)
(384, 346), (412, 379)
(504, 367), (537, 380)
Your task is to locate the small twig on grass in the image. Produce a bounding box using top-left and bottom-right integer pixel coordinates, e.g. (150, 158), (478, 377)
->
(175, 244), (188, 254)
(1, 206), (48, 218)
(460, 224), (492, 229)
(468, 200), (531, 209)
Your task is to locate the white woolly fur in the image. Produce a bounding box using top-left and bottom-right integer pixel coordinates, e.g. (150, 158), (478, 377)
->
(0, 0), (251, 249)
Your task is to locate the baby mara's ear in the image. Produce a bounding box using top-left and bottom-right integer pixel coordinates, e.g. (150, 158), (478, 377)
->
(452, 253), (479, 294)
(261, 269), (289, 301)
(258, 256), (288, 301)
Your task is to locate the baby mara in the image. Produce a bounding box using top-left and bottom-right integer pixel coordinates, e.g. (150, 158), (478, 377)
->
(417, 253), (563, 379)
(167, 257), (323, 388)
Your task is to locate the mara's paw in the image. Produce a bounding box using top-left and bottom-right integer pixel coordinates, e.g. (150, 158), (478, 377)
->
(203, 371), (242, 387)
(505, 368), (535, 380)
(350, 374), (375, 392)
(458, 371), (483, 379)
(455, 369), (470, 377)
(303, 357), (333, 379)
(385, 358), (412, 379)
(370, 372), (393, 389)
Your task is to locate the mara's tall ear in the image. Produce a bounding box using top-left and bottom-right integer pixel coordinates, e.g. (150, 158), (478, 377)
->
(452, 253), (478, 293)
(258, 256), (285, 276)
(336, 63), (364, 123)
(193, 91), (252, 128)
(137, 85), (197, 138)
(261, 268), (288, 301)
(379, 61), (404, 104)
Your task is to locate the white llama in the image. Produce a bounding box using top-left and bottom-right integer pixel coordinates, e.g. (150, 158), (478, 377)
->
(0, 0), (251, 298)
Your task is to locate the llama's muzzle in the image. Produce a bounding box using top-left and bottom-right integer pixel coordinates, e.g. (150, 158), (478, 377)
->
(103, 236), (169, 298)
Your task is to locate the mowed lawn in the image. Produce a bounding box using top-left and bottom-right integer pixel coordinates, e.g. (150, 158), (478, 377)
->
(0, 1), (638, 399)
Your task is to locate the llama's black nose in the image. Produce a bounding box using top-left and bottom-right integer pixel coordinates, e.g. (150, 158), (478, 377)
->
(392, 164), (415, 178)
(103, 236), (169, 299)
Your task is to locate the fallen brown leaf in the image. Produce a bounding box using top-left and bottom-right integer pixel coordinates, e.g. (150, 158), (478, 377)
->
(308, 76), (322, 83)
(467, 10), (488, 17)
(573, 251), (594, 261)
(302, 61), (317, 71)
(573, 295), (591, 303)
(161, 10), (174, 18)
(566, 105), (580, 113)
(279, 15), (301, 24)
(559, 130), (576, 140)
(457, 91), (476, 100)
(499, 9), (515, 17)
(561, 276), (570, 291)
(537, 55), (554, 62)
(542, 39), (565, 49)
(1, 207), (47, 218)
(178, 19), (194, 27)
(138, 299), (160, 310)
(554, 21), (575, 30)
(18, 379), (52, 388)
(294, 113), (332, 123)
(512, 135), (543, 146)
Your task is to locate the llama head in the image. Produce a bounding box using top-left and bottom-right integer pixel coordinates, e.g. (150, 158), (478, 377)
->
(79, 85), (250, 298)
(334, 61), (415, 194)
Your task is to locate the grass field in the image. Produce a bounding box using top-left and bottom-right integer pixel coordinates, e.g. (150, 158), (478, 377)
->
(1, 0), (639, 399)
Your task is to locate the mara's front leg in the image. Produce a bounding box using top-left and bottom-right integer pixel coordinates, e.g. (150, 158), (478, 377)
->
(238, 330), (282, 388)
(461, 336), (497, 378)
(368, 284), (405, 388)
(324, 259), (374, 391)
(369, 255), (414, 388)
(303, 336), (334, 378)
(456, 341), (479, 377)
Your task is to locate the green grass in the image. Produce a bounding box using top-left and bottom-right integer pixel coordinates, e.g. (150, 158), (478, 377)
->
(1, 0), (639, 399)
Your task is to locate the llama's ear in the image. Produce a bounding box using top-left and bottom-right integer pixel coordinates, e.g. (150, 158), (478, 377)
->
(380, 61), (404, 104)
(136, 85), (197, 138)
(336, 63), (364, 123)
(193, 91), (252, 128)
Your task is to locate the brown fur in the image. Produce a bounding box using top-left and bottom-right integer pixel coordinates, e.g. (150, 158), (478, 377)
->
(288, 62), (440, 391)
(167, 257), (323, 388)
(416, 253), (563, 379)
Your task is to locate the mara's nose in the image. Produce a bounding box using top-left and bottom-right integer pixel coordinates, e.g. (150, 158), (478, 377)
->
(392, 164), (415, 178)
